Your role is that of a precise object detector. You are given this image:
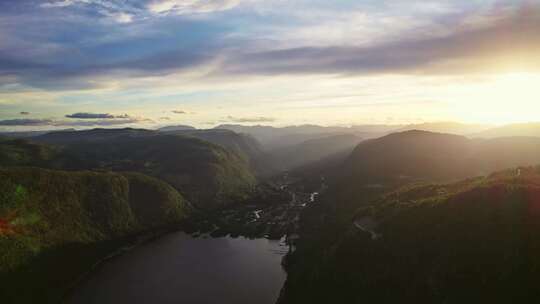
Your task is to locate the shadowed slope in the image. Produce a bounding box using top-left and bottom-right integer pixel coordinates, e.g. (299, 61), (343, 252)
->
(0, 167), (189, 303)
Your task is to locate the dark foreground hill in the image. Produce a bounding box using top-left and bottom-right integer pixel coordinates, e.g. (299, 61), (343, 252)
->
(0, 167), (190, 303)
(4, 128), (256, 209)
(281, 166), (540, 303)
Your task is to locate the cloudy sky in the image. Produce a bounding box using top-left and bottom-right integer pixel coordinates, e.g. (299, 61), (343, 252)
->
(0, 0), (539, 130)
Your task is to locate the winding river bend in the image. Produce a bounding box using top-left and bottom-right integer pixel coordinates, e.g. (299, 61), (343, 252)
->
(68, 232), (288, 304)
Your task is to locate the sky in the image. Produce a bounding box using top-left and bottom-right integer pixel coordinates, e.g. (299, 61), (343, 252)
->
(0, 0), (539, 130)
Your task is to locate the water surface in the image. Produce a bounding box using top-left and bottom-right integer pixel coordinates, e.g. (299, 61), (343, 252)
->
(68, 232), (287, 304)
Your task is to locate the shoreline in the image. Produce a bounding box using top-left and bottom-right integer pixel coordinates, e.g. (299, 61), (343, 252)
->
(61, 225), (182, 303)
(63, 227), (290, 304)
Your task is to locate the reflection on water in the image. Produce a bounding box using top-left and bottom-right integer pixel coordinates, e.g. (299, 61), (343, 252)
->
(68, 232), (288, 304)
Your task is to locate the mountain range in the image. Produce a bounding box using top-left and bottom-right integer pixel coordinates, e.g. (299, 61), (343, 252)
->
(3, 123), (540, 303)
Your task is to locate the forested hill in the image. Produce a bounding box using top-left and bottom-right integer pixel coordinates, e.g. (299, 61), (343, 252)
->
(32, 128), (155, 144)
(281, 166), (540, 303)
(2, 129), (256, 209)
(158, 128), (273, 176)
(0, 167), (190, 303)
(280, 131), (540, 303)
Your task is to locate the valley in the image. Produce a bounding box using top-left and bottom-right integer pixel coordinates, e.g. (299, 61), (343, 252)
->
(2, 125), (540, 303)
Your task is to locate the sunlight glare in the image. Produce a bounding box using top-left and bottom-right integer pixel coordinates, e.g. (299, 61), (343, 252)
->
(450, 72), (540, 125)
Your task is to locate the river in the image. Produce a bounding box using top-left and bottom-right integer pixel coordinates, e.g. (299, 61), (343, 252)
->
(67, 232), (288, 304)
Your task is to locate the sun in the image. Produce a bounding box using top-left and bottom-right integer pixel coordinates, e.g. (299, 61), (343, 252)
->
(494, 72), (540, 99)
(449, 72), (540, 125)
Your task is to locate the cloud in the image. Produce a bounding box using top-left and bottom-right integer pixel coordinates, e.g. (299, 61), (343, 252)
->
(60, 117), (153, 126)
(41, 0), (74, 8)
(113, 12), (134, 24)
(41, 0), (243, 20)
(65, 112), (132, 119)
(159, 116), (171, 120)
(221, 5), (540, 76)
(147, 0), (242, 15)
(39, 1), (143, 25)
(3, 1), (538, 93)
(62, 113), (151, 125)
(0, 40), (219, 91)
(65, 112), (115, 119)
(223, 115), (275, 123)
(40, 0), (142, 13)
(0, 119), (54, 126)
(0, 116), (152, 127)
(172, 110), (197, 114)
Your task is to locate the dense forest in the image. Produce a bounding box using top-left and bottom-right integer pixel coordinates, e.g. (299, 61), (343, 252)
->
(281, 166), (540, 303)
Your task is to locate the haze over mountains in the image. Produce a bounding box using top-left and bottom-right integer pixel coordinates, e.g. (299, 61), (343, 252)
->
(345, 130), (540, 183)
(3, 120), (539, 142)
(397, 122), (492, 135)
(213, 124), (387, 149)
(3, 121), (540, 303)
(214, 121), (540, 147)
(2, 120), (540, 177)
(473, 122), (540, 138)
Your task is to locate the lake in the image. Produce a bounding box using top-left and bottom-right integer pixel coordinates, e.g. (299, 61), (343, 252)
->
(67, 232), (288, 304)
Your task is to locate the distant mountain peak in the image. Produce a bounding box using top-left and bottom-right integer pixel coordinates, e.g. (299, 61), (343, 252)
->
(157, 125), (196, 132)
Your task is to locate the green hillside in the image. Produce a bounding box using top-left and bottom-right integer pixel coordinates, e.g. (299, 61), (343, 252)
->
(281, 166), (540, 303)
(4, 129), (256, 209)
(0, 167), (189, 303)
(54, 134), (255, 208)
(0, 138), (58, 167)
(161, 128), (274, 176)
